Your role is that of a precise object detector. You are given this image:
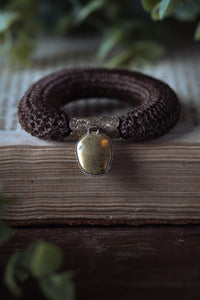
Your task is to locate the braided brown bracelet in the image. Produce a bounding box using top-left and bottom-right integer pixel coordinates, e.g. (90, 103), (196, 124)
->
(18, 68), (181, 176)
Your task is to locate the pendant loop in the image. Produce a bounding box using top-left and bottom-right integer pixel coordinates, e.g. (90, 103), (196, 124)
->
(86, 127), (100, 135)
(69, 116), (120, 141)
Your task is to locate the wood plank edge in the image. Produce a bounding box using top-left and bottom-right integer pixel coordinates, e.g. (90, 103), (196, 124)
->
(1, 142), (200, 150)
(4, 217), (200, 227)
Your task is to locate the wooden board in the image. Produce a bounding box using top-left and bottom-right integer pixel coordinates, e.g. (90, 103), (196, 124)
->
(1, 38), (200, 225)
(1, 225), (200, 300)
(1, 142), (200, 225)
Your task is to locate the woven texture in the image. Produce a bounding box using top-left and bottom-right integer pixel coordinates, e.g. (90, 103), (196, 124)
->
(18, 68), (180, 141)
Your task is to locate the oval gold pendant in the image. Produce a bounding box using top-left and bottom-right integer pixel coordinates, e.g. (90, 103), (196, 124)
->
(76, 130), (112, 176)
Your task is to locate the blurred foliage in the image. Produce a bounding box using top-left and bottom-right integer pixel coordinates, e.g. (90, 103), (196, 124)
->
(4, 240), (75, 299)
(0, 0), (200, 67)
(0, 185), (75, 300)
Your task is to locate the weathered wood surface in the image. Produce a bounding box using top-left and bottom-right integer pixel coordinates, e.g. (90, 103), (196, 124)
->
(1, 225), (200, 300)
(1, 142), (200, 225)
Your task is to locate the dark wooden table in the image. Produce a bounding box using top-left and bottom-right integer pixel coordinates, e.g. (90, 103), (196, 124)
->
(1, 225), (200, 300)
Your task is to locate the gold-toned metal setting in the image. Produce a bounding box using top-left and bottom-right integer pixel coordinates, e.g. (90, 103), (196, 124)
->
(76, 128), (112, 176)
(69, 116), (120, 141)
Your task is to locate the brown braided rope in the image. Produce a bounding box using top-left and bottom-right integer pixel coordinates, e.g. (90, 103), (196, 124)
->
(18, 68), (181, 141)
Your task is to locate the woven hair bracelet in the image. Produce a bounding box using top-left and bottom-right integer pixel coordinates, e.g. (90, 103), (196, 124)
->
(18, 68), (181, 176)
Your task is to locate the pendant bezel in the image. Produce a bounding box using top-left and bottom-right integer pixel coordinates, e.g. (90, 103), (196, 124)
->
(75, 128), (113, 177)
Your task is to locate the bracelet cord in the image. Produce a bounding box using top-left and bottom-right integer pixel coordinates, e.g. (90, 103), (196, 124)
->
(18, 68), (181, 141)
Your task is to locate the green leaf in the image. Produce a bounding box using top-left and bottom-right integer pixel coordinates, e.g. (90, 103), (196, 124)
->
(18, 240), (64, 278)
(194, 21), (200, 40)
(97, 28), (123, 60)
(105, 47), (134, 68)
(159, 0), (181, 20)
(39, 272), (75, 300)
(151, 0), (181, 20)
(141, 0), (160, 12)
(4, 240), (70, 298)
(174, 2), (200, 22)
(5, 0), (40, 18)
(4, 252), (22, 297)
(0, 12), (19, 34)
(8, 31), (36, 65)
(135, 40), (165, 58)
(151, 2), (162, 20)
(0, 223), (12, 244)
(57, 0), (106, 32)
(76, 0), (105, 25)
(15, 267), (29, 282)
(105, 40), (164, 68)
(55, 15), (75, 33)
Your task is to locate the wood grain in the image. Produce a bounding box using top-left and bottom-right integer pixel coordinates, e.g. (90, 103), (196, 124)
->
(1, 141), (200, 225)
(1, 226), (200, 300)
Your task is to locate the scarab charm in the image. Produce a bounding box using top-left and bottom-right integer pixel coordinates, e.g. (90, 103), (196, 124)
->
(76, 128), (112, 176)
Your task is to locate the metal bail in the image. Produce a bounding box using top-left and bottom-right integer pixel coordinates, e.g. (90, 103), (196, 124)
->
(69, 116), (120, 141)
(76, 128), (113, 176)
